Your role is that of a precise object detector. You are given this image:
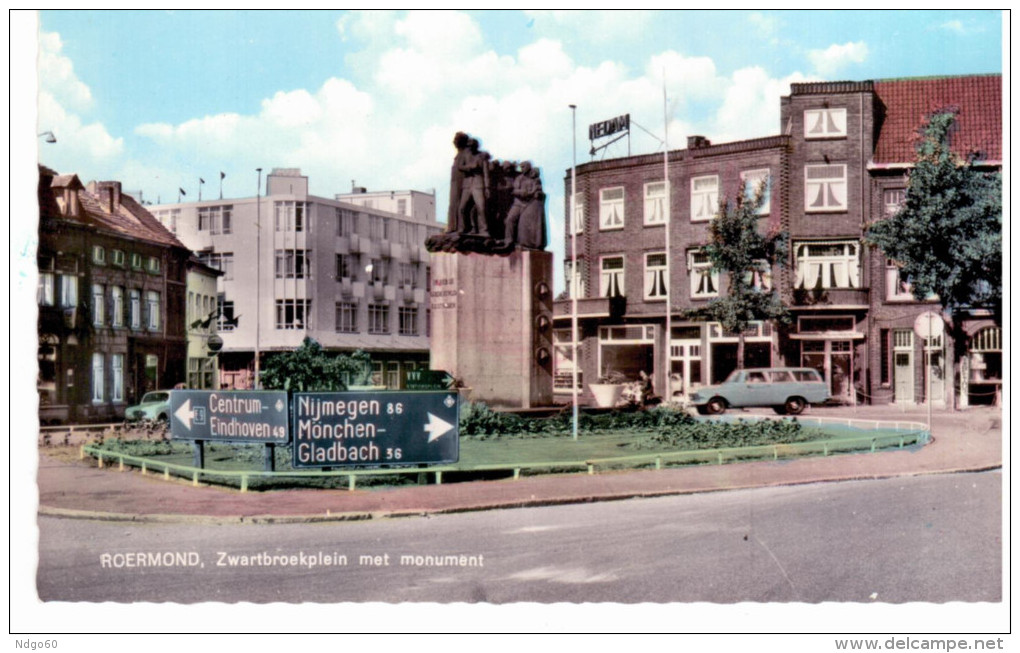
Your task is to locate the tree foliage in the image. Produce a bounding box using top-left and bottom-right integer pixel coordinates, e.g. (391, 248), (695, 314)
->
(259, 338), (372, 392)
(686, 180), (790, 366)
(866, 111), (1002, 316)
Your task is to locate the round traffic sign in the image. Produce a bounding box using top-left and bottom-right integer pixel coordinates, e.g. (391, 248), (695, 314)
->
(207, 334), (224, 353)
(913, 311), (944, 339)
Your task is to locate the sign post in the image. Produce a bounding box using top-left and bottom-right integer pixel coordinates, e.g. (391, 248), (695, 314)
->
(169, 390), (290, 447)
(292, 391), (460, 468)
(914, 311), (944, 432)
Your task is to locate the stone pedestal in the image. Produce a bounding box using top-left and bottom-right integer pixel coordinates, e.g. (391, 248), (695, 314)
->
(429, 250), (554, 408)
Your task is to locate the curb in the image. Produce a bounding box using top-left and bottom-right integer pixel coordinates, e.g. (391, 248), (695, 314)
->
(37, 462), (1001, 526)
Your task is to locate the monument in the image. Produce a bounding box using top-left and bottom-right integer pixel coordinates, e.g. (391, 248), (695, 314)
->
(426, 132), (553, 408)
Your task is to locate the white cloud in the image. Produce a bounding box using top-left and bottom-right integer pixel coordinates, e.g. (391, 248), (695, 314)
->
(523, 10), (656, 44)
(38, 31), (92, 110)
(36, 31), (123, 177)
(37, 89), (123, 163)
(714, 67), (813, 141)
(648, 51), (726, 101)
(808, 41), (869, 76)
(748, 12), (779, 39)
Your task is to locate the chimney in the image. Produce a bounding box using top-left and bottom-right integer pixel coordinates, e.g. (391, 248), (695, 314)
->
(96, 181), (122, 214)
(687, 135), (711, 150)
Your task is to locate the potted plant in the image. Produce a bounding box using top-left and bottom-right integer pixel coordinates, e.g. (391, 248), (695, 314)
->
(588, 371), (628, 408)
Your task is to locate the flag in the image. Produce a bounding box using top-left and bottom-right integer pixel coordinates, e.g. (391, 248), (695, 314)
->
(179, 188), (186, 196)
(220, 172), (226, 180)
(200, 178), (205, 184)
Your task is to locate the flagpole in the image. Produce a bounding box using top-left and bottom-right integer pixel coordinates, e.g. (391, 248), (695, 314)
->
(219, 172), (225, 200)
(255, 168), (262, 390)
(570, 104), (579, 441)
(199, 178), (205, 202)
(663, 75), (673, 403)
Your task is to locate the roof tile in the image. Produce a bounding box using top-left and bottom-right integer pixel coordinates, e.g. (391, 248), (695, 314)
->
(873, 75), (1001, 164)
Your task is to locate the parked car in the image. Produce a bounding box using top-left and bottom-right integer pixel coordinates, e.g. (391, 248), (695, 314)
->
(689, 367), (829, 416)
(125, 390), (172, 422)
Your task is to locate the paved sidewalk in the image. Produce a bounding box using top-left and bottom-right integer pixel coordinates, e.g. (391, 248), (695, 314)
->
(37, 405), (1002, 523)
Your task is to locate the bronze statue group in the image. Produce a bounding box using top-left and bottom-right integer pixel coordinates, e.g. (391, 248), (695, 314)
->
(426, 131), (547, 254)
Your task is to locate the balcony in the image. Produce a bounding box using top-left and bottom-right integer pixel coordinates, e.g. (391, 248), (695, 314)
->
(789, 287), (870, 309)
(553, 296), (626, 321)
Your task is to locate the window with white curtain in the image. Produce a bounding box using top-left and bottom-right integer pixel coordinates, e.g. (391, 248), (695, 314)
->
(795, 241), (860, 289)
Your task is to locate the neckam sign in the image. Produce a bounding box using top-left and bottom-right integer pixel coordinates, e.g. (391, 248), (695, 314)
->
(292, 391), (460, 468)
(169, 390), (289, 444)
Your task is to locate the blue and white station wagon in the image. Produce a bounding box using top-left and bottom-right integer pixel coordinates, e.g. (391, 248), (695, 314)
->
(689, 367), (830, 416)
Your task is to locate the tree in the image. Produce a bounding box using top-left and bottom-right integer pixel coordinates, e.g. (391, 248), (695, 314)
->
(686, 180), (790, 371)
(259, 338), (372, 392)
(866, 110), (1002, 317)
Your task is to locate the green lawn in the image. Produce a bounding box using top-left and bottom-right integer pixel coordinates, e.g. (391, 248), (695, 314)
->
(91, 418), (922, 491)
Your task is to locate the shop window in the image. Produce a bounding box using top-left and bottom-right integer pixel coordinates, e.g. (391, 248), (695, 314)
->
(969, 327), (1001, 381)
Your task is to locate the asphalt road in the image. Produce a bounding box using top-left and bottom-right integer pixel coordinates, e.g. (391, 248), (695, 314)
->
(37, 471), (1001, 604)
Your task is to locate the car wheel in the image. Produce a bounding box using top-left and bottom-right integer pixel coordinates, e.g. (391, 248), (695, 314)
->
(706, 397), (727, 415)
(772, 406), (787, 415)
(784, 397), (806, 415)
(695, 405), (709, 415)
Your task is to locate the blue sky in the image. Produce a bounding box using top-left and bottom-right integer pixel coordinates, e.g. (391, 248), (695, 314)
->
(25, 9), (1004, 290)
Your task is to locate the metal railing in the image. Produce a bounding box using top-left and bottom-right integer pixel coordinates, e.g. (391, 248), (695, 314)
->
(79, 416), (930, 493)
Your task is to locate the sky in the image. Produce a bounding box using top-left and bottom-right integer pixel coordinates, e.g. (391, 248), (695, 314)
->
(25, 9), (1004, 293)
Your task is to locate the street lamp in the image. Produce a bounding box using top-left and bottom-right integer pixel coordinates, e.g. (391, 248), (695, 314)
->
(570, 104), (579, 441)
(255, 168), (262, 389)
(38, 131), (57, 144)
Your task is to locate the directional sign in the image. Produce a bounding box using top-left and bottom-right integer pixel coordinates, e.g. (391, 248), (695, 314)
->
(405, 370), (452, 390)
(169, 390), (289, 443)
(292, 391), (460, 468)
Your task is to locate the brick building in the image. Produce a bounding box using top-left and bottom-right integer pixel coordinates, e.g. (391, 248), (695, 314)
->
(553, 74), (1001, 407)
(37, 166), (191, 424)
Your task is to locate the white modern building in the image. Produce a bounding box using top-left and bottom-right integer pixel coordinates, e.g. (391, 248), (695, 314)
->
(151, 168), (443, 389)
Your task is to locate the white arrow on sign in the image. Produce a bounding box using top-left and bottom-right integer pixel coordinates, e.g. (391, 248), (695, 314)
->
(174, 398), (195, 431)
(424, 412), (454, 443)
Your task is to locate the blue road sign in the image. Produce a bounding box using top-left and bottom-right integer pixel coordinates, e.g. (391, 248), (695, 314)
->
(169, 390), (289, 443)
(292, 391), (460, 467)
